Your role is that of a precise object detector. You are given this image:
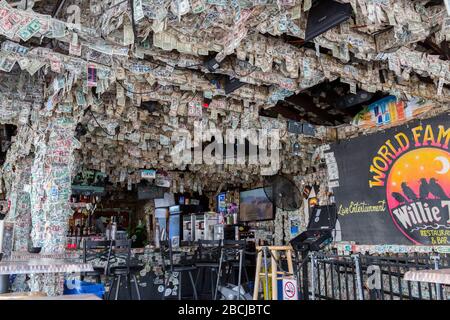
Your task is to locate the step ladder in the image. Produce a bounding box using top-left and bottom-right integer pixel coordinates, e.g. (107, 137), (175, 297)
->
(253, 245), (295, 300)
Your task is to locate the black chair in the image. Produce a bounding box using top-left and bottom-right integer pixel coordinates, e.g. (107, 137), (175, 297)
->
(107, 239), (142, 300)
(160, 240), (198, 300)
(194, 240), (222, 299)
(223, 240), (250, 285)
(214, 240), (249, 300)
(82, 239), (113, 284)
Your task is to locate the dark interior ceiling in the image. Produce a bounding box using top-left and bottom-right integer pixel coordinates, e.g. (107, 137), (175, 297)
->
(261, 78), (387, 126)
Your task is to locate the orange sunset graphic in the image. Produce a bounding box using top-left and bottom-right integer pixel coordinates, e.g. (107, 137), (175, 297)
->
(386, 147), (450, 244)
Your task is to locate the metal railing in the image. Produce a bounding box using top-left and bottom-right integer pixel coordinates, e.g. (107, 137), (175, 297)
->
(297, 251), (449, 300)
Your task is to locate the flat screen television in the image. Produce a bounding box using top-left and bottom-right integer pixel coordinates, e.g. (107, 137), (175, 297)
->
(239, 188), (274, 222)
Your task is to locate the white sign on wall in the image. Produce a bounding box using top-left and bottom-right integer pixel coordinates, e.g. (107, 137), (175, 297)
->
(141, 169), (156, 179)
(282, 278), (298, 300)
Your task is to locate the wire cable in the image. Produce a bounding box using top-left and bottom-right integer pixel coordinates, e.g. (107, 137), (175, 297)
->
(89, 108), (117, 137)
(149, 58), (204, 70)
(116, 79), (157, 95)
(234, 66), (258, 78)
(129, 0), (138, 41)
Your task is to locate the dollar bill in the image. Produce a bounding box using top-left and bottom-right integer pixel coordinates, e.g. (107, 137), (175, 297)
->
(144, 5), (167, 20)
(50, 59), (62, 73)
(133, 0), (145, 22)
(38, 15), (51, 34)
(231, 0), (241, 23)
(303, 0), (311, 11)
(278, 0), (295, 5)
(89, 43), (113, 55)
(28, 19), (41, 33)
(17, 57), (29, 70)
(191, 0), (206, 14)
(69, 41), (82, 56)
(123, 22), (134, 46)
(288, 20), (301, 36)
(437, 77), (445, 96)
(1, 40), (29, 55)
(51, 19), (66, 38)
(207, 0), (227, 5)
(69, 32), (81, 56)
(0, 7), (9, 21)
(0, 0), (10, 20)
(25, 60), (45, 76)
(112, 47), (129, 56)
(0, 56), (16, 72)
(18, 19), (41, 41)
(0, 11), (23, 36)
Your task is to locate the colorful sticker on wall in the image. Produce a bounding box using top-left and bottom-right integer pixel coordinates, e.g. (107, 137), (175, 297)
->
(352, 96), (435, 128)
(87, 64), (97, 87)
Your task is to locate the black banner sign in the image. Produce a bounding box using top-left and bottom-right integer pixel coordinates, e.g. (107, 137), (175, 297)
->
(331, 114), (450, 245)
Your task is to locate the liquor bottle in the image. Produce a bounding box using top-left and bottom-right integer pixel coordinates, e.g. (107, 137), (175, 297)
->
(111, 217), (117, 241)
(106, 220), (111, 240)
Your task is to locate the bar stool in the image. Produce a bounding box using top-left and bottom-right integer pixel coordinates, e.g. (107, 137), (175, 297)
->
(223, 240), (250, 285)
(82, 239), (113, 284)
(107, 239), (142, 300)
(160, 240), (198, 300)
(194, 239), (222, 299)
(214, 240), (249, 300)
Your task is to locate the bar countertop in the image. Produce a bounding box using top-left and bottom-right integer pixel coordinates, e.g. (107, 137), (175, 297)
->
(0, 257), (93, 275)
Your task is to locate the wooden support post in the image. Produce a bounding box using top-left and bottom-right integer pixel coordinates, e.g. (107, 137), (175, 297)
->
(253, 250), (262, 300)
(271, 250), (278, 300)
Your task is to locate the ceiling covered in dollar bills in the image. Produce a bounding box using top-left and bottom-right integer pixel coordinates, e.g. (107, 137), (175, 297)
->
(0, 0), (449, 191)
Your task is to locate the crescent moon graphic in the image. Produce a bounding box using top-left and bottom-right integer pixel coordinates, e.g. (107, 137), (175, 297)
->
(435, 156), (450, 174)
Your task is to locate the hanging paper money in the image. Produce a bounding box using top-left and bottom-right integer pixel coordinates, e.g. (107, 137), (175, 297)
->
(18, 19), (41, 41)
(133, 0), (145, 22)
(191, 0), (206, 14)
(0, 11), (24, 36)
(0, 56), (16, 72)
(51, 19), (65, 38)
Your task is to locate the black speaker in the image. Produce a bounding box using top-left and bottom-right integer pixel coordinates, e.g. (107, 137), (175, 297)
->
(204, 57), (220, 72)
(307, 204), (337, 231)
(302, 122), (316, 136)
(334, 90), (374, 109)
(287, 120), (303, 134)
(224, 77), (245, 94)
(287, 120), (316, 136)
(305, 0), (353, 42)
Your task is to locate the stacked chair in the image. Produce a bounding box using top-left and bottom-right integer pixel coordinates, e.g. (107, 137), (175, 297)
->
(159, 240), (198, 300)
(194, 240), (222, 299)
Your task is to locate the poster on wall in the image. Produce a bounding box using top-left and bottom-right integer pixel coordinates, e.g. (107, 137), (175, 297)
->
(330, 114), (450, 245)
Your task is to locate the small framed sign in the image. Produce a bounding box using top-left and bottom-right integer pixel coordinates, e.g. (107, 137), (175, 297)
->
(141, 169), (156, 179)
